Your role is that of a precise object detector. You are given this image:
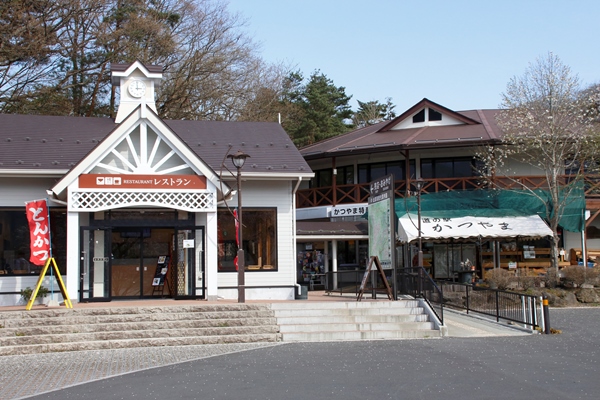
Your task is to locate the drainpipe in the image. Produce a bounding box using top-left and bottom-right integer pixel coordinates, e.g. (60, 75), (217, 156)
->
(293, 178), (302, 296)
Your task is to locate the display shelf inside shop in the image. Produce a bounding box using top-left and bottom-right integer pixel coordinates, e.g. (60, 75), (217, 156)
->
(482, 248), (570, 270)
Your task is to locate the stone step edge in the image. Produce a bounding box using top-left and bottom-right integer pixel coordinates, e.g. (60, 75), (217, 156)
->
(0, 325), (280, 346)
(0, 333), (283, 356)
(0, 304), (273, 319)
(0, 310), (276, 327)
(0, 317), (279, 337)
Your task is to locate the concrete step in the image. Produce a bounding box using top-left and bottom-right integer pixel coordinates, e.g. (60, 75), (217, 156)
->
(279, 321), (435, 333)
(275, 314), (430, 325)
(271, 307), (425, 318)
(281, 329), (440, 342)
(270, 300), (422, 310)
(0, 333), (281, 356)
(270, 300), (440, 342)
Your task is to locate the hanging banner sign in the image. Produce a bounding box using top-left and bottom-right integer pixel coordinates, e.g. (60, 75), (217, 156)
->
(79, 174), (207, 189)
(25, 199), (51, 266)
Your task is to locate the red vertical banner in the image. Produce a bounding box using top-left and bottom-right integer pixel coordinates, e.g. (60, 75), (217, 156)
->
(233, 209), (239, 270)
(26, 199), (51, 265)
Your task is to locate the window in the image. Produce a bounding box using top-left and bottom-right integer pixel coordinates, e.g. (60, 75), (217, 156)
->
(311, 166), (355, 188)
(429, 108), (442, 121)
(412, 109), (425, 123)
(336, 165), (354, 185)
(358, 160), (415, 184)
(420, 157), (477, 179)
(412, 108), (442, 124)
(218, 208), (277, 272)
(0, 209), (67, 275)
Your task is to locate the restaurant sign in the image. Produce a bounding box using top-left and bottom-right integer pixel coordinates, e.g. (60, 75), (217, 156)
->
(79, 174), (207, 189)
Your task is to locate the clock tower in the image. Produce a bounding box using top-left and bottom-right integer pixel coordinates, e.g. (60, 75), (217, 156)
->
(111, 62), (163, 123)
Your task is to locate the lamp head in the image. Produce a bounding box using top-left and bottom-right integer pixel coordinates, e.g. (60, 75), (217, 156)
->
(228, 150), (250, 169)
(415, 178), (424, 191)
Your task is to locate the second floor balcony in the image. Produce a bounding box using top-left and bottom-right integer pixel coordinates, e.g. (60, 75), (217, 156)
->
(296, 175), (600, 209)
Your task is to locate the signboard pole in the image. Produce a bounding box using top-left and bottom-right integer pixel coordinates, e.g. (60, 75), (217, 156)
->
(357, 256), (393, 301)
(367, 174), (396, 300)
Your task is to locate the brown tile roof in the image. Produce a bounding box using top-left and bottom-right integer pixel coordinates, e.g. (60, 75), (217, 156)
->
(0, 114), (311, 175)
(300, 99), (504, 160)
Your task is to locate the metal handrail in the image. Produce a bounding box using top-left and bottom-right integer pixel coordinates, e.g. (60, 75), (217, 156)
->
(434, 281), (542, 329)
(322, 267), (445, 325)
(397, 267), (444, 325)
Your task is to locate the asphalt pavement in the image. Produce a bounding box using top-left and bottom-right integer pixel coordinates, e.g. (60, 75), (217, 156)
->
(2, 307), (598, 400)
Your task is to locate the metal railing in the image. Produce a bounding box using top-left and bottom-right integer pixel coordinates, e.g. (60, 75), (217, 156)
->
(397, 267), (444, 325)
(322, 267), (444, 325)
(435, 281), (542, 330)
(296, 174), (600, 208)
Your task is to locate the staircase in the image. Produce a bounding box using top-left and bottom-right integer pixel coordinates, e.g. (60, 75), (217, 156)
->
(0, 304), (280, 356)
(271, 299), (443, 341)
(0, 301), (444, 355)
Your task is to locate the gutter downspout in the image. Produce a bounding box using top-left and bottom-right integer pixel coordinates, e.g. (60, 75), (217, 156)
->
(293, 177), (303, 296)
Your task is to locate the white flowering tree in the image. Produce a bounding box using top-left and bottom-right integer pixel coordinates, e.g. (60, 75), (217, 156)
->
(478, 53), (600, 273)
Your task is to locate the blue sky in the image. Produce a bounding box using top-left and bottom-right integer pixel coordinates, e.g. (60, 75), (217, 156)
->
(226, 0), (600, 113)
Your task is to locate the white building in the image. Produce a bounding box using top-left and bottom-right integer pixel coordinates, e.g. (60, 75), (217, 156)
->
(0, 62), (313, 306)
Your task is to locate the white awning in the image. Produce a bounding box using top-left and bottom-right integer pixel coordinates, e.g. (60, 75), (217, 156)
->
(397, 214), (553, 243)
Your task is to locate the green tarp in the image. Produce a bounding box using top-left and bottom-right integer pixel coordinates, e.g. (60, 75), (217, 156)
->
(395, 187), (585, 233)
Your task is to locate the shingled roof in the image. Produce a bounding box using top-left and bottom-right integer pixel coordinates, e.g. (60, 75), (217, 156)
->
(0, 114), (311, 177)
(300, 98), (503, 160)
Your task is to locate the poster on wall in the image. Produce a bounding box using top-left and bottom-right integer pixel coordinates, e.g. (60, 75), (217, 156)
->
(152, 255), (170, 286)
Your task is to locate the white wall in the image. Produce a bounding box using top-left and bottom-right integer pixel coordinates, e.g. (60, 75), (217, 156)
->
(0, 177), (59, 206)
(217, 179), (295, 300)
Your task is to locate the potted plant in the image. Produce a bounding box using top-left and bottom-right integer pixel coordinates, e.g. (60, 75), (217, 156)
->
(20, 286), (49, 304)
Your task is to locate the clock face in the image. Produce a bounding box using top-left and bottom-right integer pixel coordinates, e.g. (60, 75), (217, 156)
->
(128, 80), (146, 98)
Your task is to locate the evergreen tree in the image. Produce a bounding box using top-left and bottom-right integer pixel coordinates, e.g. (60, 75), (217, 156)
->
(352, 98), (396, 128)
(282, 70), (353, 146)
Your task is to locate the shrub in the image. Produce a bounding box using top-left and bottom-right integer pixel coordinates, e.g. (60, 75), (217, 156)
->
(562, 266), (587, 287)
(20, 286), (49, 301)
(484, 268), (513, 290)
(516, 271), (542, 290)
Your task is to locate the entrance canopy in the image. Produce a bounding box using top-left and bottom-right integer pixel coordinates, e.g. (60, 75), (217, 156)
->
(397, 214), (553, 243)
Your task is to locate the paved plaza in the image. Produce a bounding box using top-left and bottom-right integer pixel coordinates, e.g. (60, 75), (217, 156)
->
(1, 307), (598, 400)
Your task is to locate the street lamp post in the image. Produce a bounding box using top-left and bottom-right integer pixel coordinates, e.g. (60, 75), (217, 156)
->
(228, 150), (250, 303)
(415, 178), (424, 294)
(415, 178), (424, 269)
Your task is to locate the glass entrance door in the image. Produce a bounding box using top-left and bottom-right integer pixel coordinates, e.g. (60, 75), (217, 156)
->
(80, 228), (111, 302)
(173, 227), (205, 299)
(81, 224), (205, 301)
(111, 227), (174, 298)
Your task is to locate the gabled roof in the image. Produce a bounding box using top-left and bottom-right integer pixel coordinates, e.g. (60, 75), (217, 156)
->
(379, 98), (481, 131)
(0, 113), (312, 180)
(51, 105), (227, 196)
(300, 98), (503, 160)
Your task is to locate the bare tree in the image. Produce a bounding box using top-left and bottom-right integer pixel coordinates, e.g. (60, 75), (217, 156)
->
(0, 0), (68, 113)
(478, 53), (600, 273)
(0, 0), (274, 121)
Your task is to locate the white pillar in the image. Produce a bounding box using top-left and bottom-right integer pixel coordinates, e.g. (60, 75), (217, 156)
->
(66, 211), (80, 303)
(205, 210), (219, 300)
(332, 239), (338, 290)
